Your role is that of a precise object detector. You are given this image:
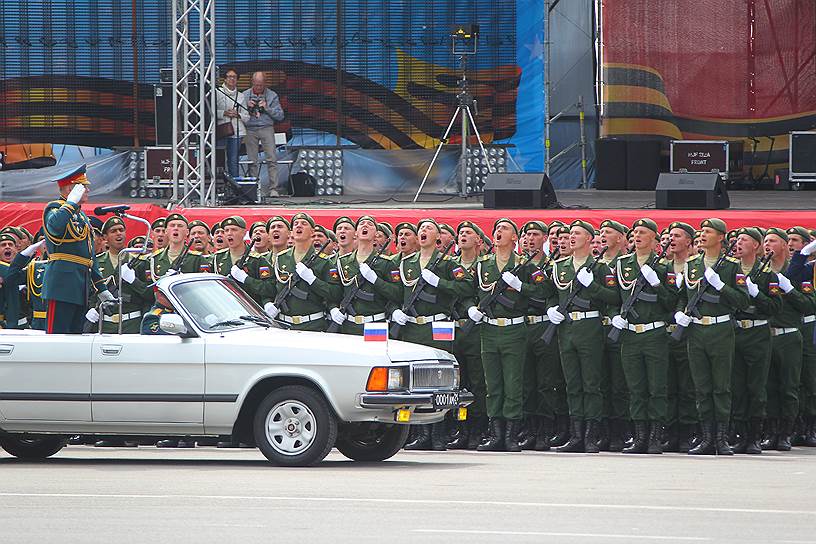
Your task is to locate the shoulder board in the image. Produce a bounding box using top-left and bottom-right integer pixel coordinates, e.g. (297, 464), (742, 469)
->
(403, 251), (418, 260)
(150, 308), (164, 316)
(278, 247), (294, 256)
(725, 256), (740, 264)
(95, 252), (106, 259)
(554, 255), (570, 264)
(477, 255), (491, 262)
(215, 247), (230, 255)
(0, 261), (9, 268)
(45, 199), (65, 209)
(339, 251), (353, 258)
(319, 252), (330, 259)
(686, 254), (700, 263)
(150, 249), (163, 257)
(249, 251), (262, 257)
(188, 250), (202, 256)
(135, 252), (151, 261)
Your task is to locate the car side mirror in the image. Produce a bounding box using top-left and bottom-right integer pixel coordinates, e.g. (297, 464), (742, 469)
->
(159, 313), (188, 335)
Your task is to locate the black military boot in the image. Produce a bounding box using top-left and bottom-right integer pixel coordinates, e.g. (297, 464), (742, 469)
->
(518, 416), (537, 450)
(688, 421), (715, 455)
(467, 417), (487, 450)
(647, 422), (664, 454)
(745, 418), (763, 454)
(477, 418), (506, 451)
(404, 424), (432, 450)
(760, 418), (778, 450)
(535, 417), (552, 451)
(505, 419), (522, 452)
(730, 420), (748, 454)
(791, 416), (806, 446)
(805, 417), (816, 447)
(597, 418), (611, 451)
(446, 419), (469, 449)
(555, 417), (585, 453)
(677, 423), (693, 453)
(688, 422), (704, 450)
(551, 414), (570, 447)
(430, 422), (447, 451)
(608, 418), (625, 452)
(663, 422), (679, 452)
(584, 420), (600, 453)
(777, 419), (793, 451)
(715, 422), (733, 455)
(623, 421), (649, 454)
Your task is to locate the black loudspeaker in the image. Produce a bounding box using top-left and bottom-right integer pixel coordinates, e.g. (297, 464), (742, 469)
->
(595, 138), (627, 190)
(655, 173), (730, 209)
(154, 84), (173, 145)
(291, 172), (316, 197)
(483, 173), (558, 209)
(626, 140), (661, 190)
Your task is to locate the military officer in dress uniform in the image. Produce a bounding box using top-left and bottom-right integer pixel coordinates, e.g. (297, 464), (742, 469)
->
(42, 165), (114, 334)
(3, 237), (47, 329)
(0, 232), (25, 329)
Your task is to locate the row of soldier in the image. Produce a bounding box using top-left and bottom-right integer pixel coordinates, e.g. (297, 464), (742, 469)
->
(13, 183), (816, 455)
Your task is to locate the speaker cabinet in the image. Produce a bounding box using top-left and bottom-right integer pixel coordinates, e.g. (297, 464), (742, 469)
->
(655, 173), (730, 209)
(483, 173), (558, 209)
(626, 140), (661, 190)
(595, 138), (627, 190)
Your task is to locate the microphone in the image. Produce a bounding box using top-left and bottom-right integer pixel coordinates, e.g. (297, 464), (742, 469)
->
(93, 204), (131, 216)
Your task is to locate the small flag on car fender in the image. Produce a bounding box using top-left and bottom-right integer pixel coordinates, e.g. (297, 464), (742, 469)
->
(363, 322), (388, 342)
(432, 321), (455, 342)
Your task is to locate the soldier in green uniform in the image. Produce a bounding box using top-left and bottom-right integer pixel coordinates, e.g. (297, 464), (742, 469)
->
(611, 218), (676, 454)
(265, 215), (292, 262)
(674, 218), (750, 455)
(0, 232), (26, 329)
(394, 222), (420, 260)
(334, 216), (357, 256)
(546, 220), (620, 453)
(465, 218), (547, 452)
(265, 212), (342, 331)
(212, 221), (227, 252)
(136, 213), (205, 287)
(150, 217), (168, 251)
(3, 237), (48, 329)
(42, 166), (114, 334)
(728, 227), (781, 454)
(329, 215), (401, 335)
(375, 222), (393, 255)
(188, 220), (212, 254)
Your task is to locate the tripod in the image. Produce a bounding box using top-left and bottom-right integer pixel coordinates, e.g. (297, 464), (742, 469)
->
(412, 56), (494, 202)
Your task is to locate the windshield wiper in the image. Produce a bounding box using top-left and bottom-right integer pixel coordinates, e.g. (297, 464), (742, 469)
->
(208, 319), (245, 330)
(239, 314), (274, 328)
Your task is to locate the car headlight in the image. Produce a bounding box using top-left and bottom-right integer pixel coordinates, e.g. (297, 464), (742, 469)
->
(366, 367), (407, 392)
(453, 366), (460, 389)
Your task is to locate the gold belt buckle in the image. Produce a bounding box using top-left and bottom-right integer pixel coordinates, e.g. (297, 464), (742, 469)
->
(740, 320), (750, 329)
(354, 315), (364, 325)
(111, 314), (121, 324)
(292, 315), (303, 325)
(415, 316), (426, 325)
(569, 312), (578, 320)
(496, 317), (507, 326)
(634, 323), (645, 333)
(700, 316), (711, 325)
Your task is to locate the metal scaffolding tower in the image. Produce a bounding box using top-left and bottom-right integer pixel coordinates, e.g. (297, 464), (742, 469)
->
(171, 0), (217, 207)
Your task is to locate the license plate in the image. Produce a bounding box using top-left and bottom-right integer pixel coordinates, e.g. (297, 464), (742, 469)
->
(432, 391), (459, 409)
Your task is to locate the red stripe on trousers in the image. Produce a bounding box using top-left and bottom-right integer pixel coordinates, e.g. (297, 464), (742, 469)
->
(46, 299), (57, 333)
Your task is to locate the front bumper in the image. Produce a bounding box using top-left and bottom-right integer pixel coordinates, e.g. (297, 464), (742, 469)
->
(359, 389), (474, 410)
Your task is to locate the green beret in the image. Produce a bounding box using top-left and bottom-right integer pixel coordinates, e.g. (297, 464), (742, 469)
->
(211, 221), (223, 232)
(668, 221), (695, 239)
(221, 215), (247, 229)
(599, 219), (627, 235)
(150, 218), (166, 230)
(0, 226), (22, 240)
(322, 226), (337, 242)
(787, 226), (812, 243)
(547, 220), (565, 232)
(249, 221), (266, 237)
(810, 229), (816, 240)
(557, 225), (570, 236)
(417, 218), (440, 232)
(439, 223), (456, 237)
(726, 229), (738, 240)
(377, 222), (393, 237)
(102, 216), (126, 234)
(188, 220), (210, 234)
(756, 227), (768, 239)
(18, 227), (33, 241)
(632, 218), (658, 234)
(0, 233), (17, 244)
(457, 220), (483, 236)
(521, 220), (548, 234)
(493, 218), (519, 235)
(128, 235), (146, 248)
(395, 222), (417, 235)
(736, 227), (763, 244)
(694, 230), (702, 239)
(700, 218), (727, 234)
(165, 213), (188, 226)
(333, 216), (355, 231)
(765, 227), (788, 242)
(570, 219), (595, 236)
(266, 215), (291, 230)
(356, 215), (378, 228)
(291, 212), (315, 228)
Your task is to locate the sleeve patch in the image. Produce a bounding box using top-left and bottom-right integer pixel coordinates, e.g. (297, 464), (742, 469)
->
(667, 272), (676, 286)
(531, 269), (545, 283)
(328, 267), (339, 280)
(605, 274), (617, 287)
(259, 265), (271, 278)
(803, 281), (813, 294)
(452, 266), (466, 280)
(199, 264), (212, 273)
(769, 282), (781, 296)
(390, 270), (401, 282)
(736, 273), (747, 286)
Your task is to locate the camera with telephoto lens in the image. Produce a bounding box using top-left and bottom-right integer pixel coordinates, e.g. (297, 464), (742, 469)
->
(248, 98), (266, 115)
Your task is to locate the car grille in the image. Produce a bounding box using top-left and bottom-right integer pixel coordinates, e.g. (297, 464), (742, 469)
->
(411, 363), (456, 390)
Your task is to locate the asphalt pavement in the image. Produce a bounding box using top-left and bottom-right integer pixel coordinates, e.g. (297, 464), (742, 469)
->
(1, 446), (814, 543)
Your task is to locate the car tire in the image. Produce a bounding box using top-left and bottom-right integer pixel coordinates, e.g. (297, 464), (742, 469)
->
(253, 385), (337, 467)
(335, 423), (410, 462)
(0, 435), (67, 460)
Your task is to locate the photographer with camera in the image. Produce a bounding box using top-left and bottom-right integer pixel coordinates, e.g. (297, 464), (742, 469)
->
(242, 71), (285, 197)
(216, 68), (250, 179)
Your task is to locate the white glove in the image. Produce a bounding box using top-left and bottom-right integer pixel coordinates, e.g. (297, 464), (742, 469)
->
(421, 268), (440, 287)
(264, 302), (280, 318)
(640, 264), (660, 287)
(166, 268), (178, 276)
(295, 262), (317, 285)
(359, 262), (378, 284)
(612, 315), (628, 330)
(576, 267), (594, 288)
(98, 290), (115, 303)
(675, 272), (684, 290)
(21, 239), (46, 257)
(230, 265), (248, 283)
(547, 306), (565, 325)
(85, 308), (100, 324)
(777, 273), (795, 294)
(704, 267), (725, 291)
(391, 309), (409, 325)
(745, 276), (760, 298)
(467, 306), (484, 322)
(674, 311), (692, 327)
(66, 183), (86, 205)
(329, 307), (346, 325)
(120, 262), (136, 284)
(502, 271), (523, 291)
(801, 238), (816, 256)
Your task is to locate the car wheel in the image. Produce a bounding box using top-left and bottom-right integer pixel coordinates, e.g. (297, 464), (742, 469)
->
(253, 385), (337, 467)
(0, 435), (67, 460)
(335, 423), (410, 462)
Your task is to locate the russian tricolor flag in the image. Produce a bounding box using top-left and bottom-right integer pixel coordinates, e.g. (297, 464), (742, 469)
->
(432, 321), (455, 342)
(363, 322), (388, 342)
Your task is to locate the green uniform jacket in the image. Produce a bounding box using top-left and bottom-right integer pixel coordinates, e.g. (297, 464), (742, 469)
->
(141, 305), (173, 335)
(677, 254), (750, 316)
(474, 252), (550, 318)
(614, 251), (677, 324)
(95, 251), (152, 333)
(272, 246), (342, 315)
(210, 248), (275, 305)
(451, 254), (482, 319)
(42, 198), (105, 305)
(550, 255), (620, 312)
(601, 251), (625, 320)
(733, 260), (782, 322)
(7, 254), (48, 330)
(769, 259), (813, 328)
(391, 249), (474, 317)
(336, 249), (402, 316)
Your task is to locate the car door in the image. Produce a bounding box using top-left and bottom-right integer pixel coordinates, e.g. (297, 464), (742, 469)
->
(90, 334), (205, 427)
(0, 332), (92, 422)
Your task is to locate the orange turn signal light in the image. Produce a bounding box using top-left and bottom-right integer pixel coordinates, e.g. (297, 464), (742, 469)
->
(366, 367), (388, 391)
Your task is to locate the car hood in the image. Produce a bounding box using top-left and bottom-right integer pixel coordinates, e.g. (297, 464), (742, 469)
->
(212, 326), (455, 365)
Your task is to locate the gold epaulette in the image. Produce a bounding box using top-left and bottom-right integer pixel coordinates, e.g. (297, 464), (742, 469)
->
(249, 251), (262, 258)
(726, 256), (740, 264)
(553, 255), (570, 264)
(188, 250), (202, 256)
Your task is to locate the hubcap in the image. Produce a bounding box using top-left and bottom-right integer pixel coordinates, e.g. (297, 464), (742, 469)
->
(265, 400), (316, 456)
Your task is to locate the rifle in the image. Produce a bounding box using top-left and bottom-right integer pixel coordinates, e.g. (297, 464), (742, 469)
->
(234, 237), (256, 269)
(750, 251), (774, 281)
(670, 239), (738, 341)
(327, 236), (391, 333)
(273, 240), (332, 314)
(540, 246), (609, 345)
(169, 240), (193, 273)
(607, 239), (672, 343)
(389, 241), (455, 338)
(459, 249), (540, 336)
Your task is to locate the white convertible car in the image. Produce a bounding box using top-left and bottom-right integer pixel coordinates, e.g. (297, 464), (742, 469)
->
(0, 274), (472, 466)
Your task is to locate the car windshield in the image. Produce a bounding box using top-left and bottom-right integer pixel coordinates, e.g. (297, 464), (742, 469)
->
(170, 278), (280, 332)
